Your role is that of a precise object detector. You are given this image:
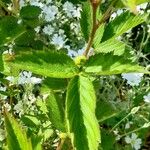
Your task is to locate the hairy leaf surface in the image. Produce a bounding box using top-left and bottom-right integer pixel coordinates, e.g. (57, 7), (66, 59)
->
(85, 53), (146, 75)
(101, 11), (146, 42)
(95, 39), (126, 55)
(8, 51), (79, 78)
(66, 75), (100, 150)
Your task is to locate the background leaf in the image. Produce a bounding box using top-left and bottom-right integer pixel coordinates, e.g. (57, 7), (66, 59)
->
(20, 5), (41, 19)
(101, 11), (146, 42)
(80, 1), (92, 41)
(0, 16), (25, 47)
(66, 75), (100, 150)
(0, 54), (4, 72)
(96, 100), (120, 122)
(46, 91), (66, 132)
(43, 77), (68, 90)
(4, 111), (32, 150)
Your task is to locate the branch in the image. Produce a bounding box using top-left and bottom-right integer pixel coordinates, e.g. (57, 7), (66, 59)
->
(83, 0), (117, 57)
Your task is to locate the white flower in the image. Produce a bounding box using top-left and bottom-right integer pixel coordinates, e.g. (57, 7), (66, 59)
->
(45, 0), (52, 5)
(70, 23), (81, 34)
(63, 1), (74, 18)
(137, 3), (148, 14)
(0, 129), (5, 141)
(52, 34), (66, 49)
(5, 76), (15, 84)
(19, 0), (25, 8)
(14, 101), (24, 116)
(0, 86), (6, 92)
(72, 7), (81, 18)
(18, 71), (42, 84)
(68, 48), (84, 58)
(4, 103), (11, 112)
(63, 1), (81, 18)
(29, 95), (36, 103)
(42, 5), (58, 22)
(30, 0), (44, 8)
(125, 133), (142, 150)
(30, 77), (42, 84)
(143, 93), (150, 103)
(43, 25), (54, 35)
(34, 26), (40, 33)
(121, 73), (144, 86)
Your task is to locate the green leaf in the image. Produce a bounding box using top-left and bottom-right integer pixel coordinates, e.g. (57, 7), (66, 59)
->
(4, 111), (32, 150)
(43, 77), (67, 90)
(96, 100), (119, 122)
(93, 24), (105, 49)
(95, 39), (126, 55)
(20, 6), (41, 19)
(0, 54), (4, 71)
(31, 135), (42, 150)
(8, 51), (79, 78)
(80, 1), (92, 41)
(101, 11), (146, 42)
(21, 115), (41, 128)
(15, 29), (35, 47)
(66, 75), (100, 150)
(101, 129), (115, 150)
(0, 16), (25, 47)
(46, 91), (66, 131)
(85, 53), (146, 75)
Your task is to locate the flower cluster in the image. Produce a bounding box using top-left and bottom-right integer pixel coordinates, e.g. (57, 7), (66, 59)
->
(19, 0), (84, 56)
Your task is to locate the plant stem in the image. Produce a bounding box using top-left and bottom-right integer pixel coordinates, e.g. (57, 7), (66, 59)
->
(110, 113), (131, 133)
(120, 127), (145, 138)
(83, 0), (115, 57)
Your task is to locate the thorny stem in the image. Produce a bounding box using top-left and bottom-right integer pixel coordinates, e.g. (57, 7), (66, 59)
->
(83, 0), (117, 57)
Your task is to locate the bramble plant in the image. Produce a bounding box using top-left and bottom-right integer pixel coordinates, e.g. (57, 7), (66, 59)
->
(0, 0), (150, 150)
